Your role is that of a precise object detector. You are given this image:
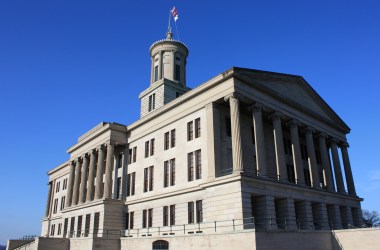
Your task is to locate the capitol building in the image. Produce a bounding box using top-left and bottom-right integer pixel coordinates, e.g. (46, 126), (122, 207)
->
(8, 28), (374, 250)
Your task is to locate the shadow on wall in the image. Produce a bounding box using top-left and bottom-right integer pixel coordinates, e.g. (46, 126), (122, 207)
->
(331, 231), (344, 250)
(255, 230), (343, 250)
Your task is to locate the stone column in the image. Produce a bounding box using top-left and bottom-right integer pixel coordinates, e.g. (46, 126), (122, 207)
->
(271, 112), (288, 181)
(295, 201), (314, 230)
(254, 196), (277, 230)
(104, 143), (115, 199)
(79, 155), (89, 204)
(289, 120), (305, 185)
(95, 145), (106, 199)
(225, 94), (243, 172)
(340, 143), (357, 196)
(330, 139), (345, 193)
(86, 149), (96, 202)
(318, 133), (335, 191)
(159, 51), (163, 80)
(113, 152), (120, 199)
(65, 162), (75, 207)
(171, 51), (176, 80)
(72, 159), (82, 206)
(121, 147), (129, 200)
(276, 199), (297, 230)
(304, 127), (320, 188)
(252, 103), (268, 177)
(340, 206), (354, 229)
(352, 207), (363, 227)
(45, 181), (53, 217)
(312, 203), (329, 230)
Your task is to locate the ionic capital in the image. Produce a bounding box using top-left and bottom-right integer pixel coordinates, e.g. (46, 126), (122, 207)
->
(268, 111), (283, 121)
(317, 132), (328, 139)
(223, 92), (243, 102)
(248, 102), (265, 114)
(287, 119), (301, 128)
(302, 126), (314, 135)
(340, 142), (349, 148)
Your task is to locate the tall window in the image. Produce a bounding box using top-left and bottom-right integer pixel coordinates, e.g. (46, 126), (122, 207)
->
(188, 202), (194, 224)
(196, 200), (203, 223)
(195, 118), (201, 138)
(143, 210), (147, 228)
(187, 121), (194, 141)
(164, 159), (175, 187)
(128, 148), (132, 164)
(171, 129), (176, 147)
(145, 141), (150, 158)
(84, 214), (90, 237)
(126, 211), (134, 229)
(60, 196), (66, 211)
(188, 152), (194, 181)
(150, 138), (155, 156)
(77, 216), (82, 237)
(144, 166), (154, 192)
(53, 198), (58, 214)
(62, 178), (68, 190)
(145, 139), (155, 158)
(170, 205), (175, 226)
(148, 208), (153, 227)
(164, 132), (170, 150)
(51, 224), (55, 236)
(188, 150), (202, 181)
(93, 213), (100, 236)
(163, 206), (168, 226)
(154, 66), (158, 82)
(57, 223), (62, 236)
(132, 147), (137, 163)
(127, 172), (136, 196)
(56, 182), (60, 193)
(117, 153), (123, 168)
(175, 56), (181, 81)
(148, 93), (156, 112)
(195, 150), (202, 179)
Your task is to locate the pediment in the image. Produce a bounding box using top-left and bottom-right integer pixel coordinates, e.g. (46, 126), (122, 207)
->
(234, 68), (350, 132)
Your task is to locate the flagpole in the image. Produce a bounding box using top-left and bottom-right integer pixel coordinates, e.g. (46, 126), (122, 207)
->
(168, 9), (172, 32)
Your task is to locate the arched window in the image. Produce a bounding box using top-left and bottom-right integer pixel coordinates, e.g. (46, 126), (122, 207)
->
(152, 240), (169, 250)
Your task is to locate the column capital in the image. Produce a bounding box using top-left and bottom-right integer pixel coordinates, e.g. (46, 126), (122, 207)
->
(223, 92), (243, 102)
(248, 102), (265, 113)
(75, 157), (82, 164)
(317, 132), (328, 139)
(287, 119), (301, 127)
(340, 142), (349, 148)
(96, 144), (105, 151)
(268, 111), (283, 120)
(302, 126), (314, 135)
(88, 148), (96, 155)
(330, 138), (340, 145)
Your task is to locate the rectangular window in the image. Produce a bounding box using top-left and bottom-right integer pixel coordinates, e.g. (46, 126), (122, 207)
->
(63, 218), (68, 237)
(144, 168), (148, 192)
(53, 198), (58, 214)
(56, 182), (60, 193)
(126, 212), (135, 229)
(118, 153), (123, 168)
(127, 172), (136, 196)
(142, 210), (147, 228)
(163, 206), (168, 226)
(57, 223), (62, 236)
(60, 196), (66, 211)
(85, 214), (90, 237)
(171, 129), (176, 148)
(170, 205), (175, 226)
(170, 159), (176, 186)
(188, 202), (194, 224)
(196, 200), (203, 223)
(51, 224), (55, 236)
(70, 217), (75, 237)
(145, 141), (149, 158)
(164, 132), (170, 150)
(187, 121), (194, 141)
(225, 117), (231, 137)
(150, 138), (155, 156)
(133, 147), (137, 163)
(116, 177), (121, 199)
(62, 179), (67, 190)
(148, 93), (156, 112)
(188, 152), (194, 181)
(77, 215), (82, 237)
(195, 150), (202, 180)
(148, 208), (153, 228)
(128, 148), (132, 164)
(149, 166), (154, 191)
(93, 213), (100, 236)
(154, 66), (158, 82)
(195, 118), (201, 138)
(164, 161), (169, 188)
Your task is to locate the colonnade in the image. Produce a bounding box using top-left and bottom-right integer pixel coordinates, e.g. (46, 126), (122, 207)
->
(225, 93), (357, 196)
(65, 143), (127, 208)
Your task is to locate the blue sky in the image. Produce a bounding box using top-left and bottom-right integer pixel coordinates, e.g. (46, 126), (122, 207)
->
(0, 0), (379, 245)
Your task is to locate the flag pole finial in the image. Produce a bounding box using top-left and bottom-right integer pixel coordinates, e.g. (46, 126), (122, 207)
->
(166, 27), (173, 40)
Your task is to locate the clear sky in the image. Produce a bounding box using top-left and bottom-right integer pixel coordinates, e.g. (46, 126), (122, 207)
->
(0, 0), (379, 245)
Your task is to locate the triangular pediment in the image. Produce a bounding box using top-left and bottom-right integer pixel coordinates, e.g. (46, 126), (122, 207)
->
(234, 68), (350, 132)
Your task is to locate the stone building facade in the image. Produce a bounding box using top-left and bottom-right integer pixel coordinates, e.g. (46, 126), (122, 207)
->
(39, 30), (362, 247)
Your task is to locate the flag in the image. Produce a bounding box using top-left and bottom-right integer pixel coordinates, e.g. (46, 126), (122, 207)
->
(171, 6), (179, 21)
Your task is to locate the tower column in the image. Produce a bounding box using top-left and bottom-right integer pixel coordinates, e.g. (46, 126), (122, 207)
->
(86, 149), (96, 202)
(304, 127), (320, 188)
(104, 143), (114, 199)
(318, 133), (335, 191)
(72, 158), (82, 206)
(65, 162), (75, 207)
(95, 145), (106, 199)
(79, 154), (89, 204)
(288, 120), (305, 185)
(271, 112), (287, 181)
(252, 103), (268, 177)
(330, 139), (345, 193)
(225, 94), (243, 172)
(341, 143), (357, 196)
